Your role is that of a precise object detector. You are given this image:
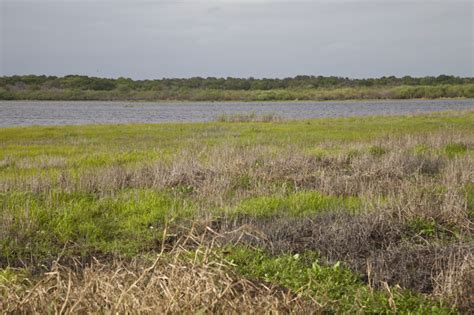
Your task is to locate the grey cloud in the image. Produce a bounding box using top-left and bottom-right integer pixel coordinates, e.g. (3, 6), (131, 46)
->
(1, 0), (472, 78)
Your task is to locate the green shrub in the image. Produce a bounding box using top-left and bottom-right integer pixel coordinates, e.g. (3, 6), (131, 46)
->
(0, 88), (14, 100)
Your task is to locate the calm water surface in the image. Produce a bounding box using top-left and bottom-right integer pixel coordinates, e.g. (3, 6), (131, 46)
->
(1, 99), (474, 127)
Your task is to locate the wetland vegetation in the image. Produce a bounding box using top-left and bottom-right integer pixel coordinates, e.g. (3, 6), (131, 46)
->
(1, 111), (474, 313)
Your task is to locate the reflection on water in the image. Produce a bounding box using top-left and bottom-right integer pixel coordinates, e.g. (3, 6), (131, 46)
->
(1, 99), (473, 127)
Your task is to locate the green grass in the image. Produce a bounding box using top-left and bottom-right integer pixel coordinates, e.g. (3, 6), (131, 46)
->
(0, 189), (196, 264)
(226, 247), (455, 313)
(1, 111), (473, 148)
(443, 142), (468, 157)
(230, 191), (361, 218)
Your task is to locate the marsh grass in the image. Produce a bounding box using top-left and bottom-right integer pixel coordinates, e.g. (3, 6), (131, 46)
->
(1, 111), (473, 312)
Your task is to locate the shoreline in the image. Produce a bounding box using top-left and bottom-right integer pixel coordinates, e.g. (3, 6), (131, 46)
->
(1, 108), (473, 129)
(1, 97), (474, 104)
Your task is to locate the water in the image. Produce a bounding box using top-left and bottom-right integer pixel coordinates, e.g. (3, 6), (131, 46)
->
(1, 99), (474, 127)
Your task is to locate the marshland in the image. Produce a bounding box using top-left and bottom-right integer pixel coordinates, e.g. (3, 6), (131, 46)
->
(3, 0), (474, 312)
(1, 110), (473, 313)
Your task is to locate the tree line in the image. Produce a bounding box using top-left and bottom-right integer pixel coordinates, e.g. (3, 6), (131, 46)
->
(1, 74), (473, 92)
(1, 74), (473, 101)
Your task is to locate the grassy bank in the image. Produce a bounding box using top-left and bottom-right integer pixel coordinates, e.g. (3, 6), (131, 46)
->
(1, 111), (473, 313)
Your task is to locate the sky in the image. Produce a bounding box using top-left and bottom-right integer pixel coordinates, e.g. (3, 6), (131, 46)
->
(0, 0), (473, 79)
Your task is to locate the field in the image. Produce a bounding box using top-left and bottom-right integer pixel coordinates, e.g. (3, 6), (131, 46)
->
(1, 111), (473, 313)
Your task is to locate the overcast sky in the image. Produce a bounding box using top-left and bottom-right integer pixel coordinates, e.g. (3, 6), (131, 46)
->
(0, 0), (473, 79)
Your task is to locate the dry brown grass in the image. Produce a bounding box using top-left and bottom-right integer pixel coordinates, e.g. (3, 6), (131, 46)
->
(433, 251), (474, 313)
(1, 231), (316, 314)
(2, 258), (313, 314)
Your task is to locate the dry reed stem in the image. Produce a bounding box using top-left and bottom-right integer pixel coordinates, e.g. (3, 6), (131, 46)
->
(1, 229), (317, 314)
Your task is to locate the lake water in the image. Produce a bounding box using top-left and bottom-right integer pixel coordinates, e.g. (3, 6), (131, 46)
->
(1, 99), (474, 127)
